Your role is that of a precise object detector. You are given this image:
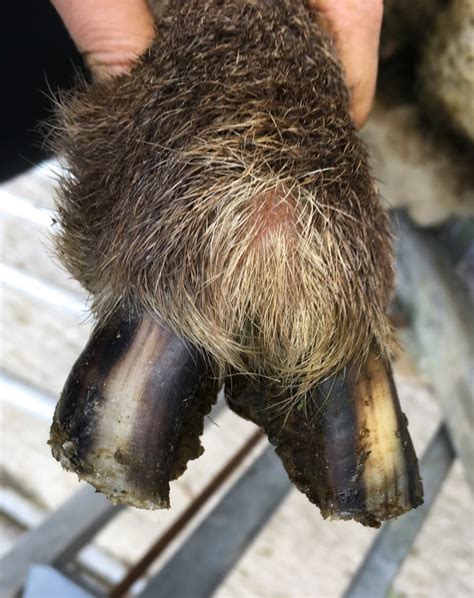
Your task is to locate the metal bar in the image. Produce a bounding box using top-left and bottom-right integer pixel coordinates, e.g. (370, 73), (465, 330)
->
(0, 486), (122, 597)
(344, 425), (455, 598)
(110, 429), (264, 597)
(0, 263), (85, 317)
(395, 214), (474, 490)
(0, 370), (56, 421)
(138, 445), (291, 598)
(0, 486), (127, 592)
(23, 565), (95, 598)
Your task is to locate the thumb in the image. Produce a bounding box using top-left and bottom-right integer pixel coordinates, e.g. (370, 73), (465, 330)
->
(50, 0), (155, 79)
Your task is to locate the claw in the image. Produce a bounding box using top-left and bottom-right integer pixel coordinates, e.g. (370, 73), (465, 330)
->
(50, 309), (218, 508)
(226, 349), (423, 527)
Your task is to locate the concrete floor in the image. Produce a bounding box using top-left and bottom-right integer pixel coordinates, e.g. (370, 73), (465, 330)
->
(1, 160), (473, 597)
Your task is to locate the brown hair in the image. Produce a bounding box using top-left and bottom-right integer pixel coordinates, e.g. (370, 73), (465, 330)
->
(51, 0), (394, 400)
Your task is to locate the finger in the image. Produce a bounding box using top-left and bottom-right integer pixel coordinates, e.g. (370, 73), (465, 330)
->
(50, 0), (155, 79)
(309, 0), (383, 127)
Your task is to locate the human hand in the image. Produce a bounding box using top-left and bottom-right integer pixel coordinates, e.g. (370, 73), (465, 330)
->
(51, 0), (382, 127)
(50, 0), (155, 80)
(309, 0), (383, 127)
